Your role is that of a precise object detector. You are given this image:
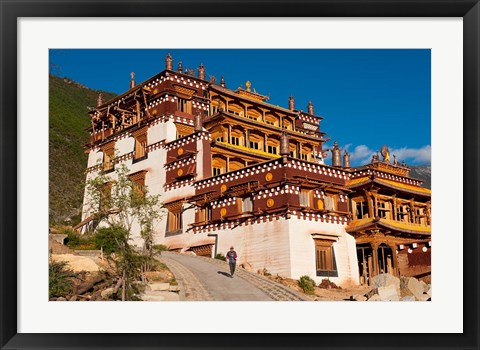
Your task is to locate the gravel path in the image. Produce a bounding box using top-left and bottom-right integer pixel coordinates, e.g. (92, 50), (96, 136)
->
(160, 254), (215, 301)
(160, 252), (310, 301)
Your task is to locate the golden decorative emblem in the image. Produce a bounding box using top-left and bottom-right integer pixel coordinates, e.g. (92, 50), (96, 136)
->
(220, 184), (227, 193)
(177, 148), (184, 155)
(245, 80), (252, 92)
(220, 208), (227, 217)
(317, 199), (324, 210)
(381, 144), (390, 162)
(265, 172), (273, 181)
(266, 198), (275, 208)
(177, 169), (184, 177)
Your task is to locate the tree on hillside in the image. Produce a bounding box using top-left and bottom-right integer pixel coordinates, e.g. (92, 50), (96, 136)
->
(84, 163), (164, 300)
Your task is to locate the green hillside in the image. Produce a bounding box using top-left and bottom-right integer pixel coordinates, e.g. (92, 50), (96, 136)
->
(49, 75), (116, 225)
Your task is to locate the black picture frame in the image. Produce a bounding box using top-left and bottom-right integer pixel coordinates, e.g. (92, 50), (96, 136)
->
(1, 1), (478, 349)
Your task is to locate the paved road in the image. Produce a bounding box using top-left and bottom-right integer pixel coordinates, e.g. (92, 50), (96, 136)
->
(160, 252), (310, 301)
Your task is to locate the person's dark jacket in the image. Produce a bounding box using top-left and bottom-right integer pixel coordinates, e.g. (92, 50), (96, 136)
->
(226, 250), (237, 263)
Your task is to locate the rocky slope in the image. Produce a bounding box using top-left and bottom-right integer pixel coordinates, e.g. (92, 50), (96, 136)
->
(409, 165), (431, 189)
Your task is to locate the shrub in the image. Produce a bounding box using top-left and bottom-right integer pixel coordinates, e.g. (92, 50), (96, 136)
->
(298, 275), (316, 295)
(74, 243), (97, 250)
(49, 258), (76, 298)
(65, 230), (82, 247)
(94, 225), (126, 254)
(66, 230), (95, 249)
(215, 253), (226, 261)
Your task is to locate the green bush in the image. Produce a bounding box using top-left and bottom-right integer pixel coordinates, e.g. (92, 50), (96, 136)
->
(49, 258), (76, 298)
(298, 275), (316, 295)
(66, 230), (95, 249)
(94, 225), (127, 254)
(65, 229), (81, 247)
(74, 243), (97, 250)
(215, 253), (226, 261)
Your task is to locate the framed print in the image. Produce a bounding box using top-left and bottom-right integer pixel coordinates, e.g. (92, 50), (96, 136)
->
(1, 1), (479, 349)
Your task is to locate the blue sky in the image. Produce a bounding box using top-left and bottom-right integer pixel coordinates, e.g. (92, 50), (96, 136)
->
(49, 49), (431, 166)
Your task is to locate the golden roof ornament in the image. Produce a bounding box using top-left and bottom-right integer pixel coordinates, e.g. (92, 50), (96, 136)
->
(381, 144), (390, 163)
(234, 81), (268, 101)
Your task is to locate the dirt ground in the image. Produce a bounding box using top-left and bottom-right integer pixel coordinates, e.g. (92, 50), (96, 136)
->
(312, 284), (370, 301)
(49, 238), (75, 254)
(51, 254), (100, 272)
(266, 274), (370, 301)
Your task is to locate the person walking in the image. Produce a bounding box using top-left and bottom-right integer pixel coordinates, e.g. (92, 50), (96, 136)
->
(226, 246), (237, 278)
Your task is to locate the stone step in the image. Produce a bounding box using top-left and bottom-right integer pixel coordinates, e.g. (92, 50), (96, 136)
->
(142, 290), (180, 301)
(146, 282), (170, 291)
(169, 285), (180, 292)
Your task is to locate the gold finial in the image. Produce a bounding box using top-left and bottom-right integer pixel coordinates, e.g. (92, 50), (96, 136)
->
(381, 144), (390, 163)
(245, 80), (251, 92)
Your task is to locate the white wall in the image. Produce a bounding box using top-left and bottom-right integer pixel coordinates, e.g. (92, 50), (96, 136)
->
(87, 149), (103, 168)
(115, 137), (134, 157)
(287, 217), (359, 286)
(165, 119), (177, 143)
(214, 220), (292, 277)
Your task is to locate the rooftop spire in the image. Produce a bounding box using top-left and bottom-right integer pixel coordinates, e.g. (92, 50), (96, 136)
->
(308, 101), (314, 115)
(288, 96), (295, 111)
(331, 141), (341, 167)
(130, 72), (136, 89)
(165, 53), (173, 70)
(220, 76), (226, 87)
(343, 150), (350, 168)
(198, 63), (205, 80)
(177, 61), (183, 73)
